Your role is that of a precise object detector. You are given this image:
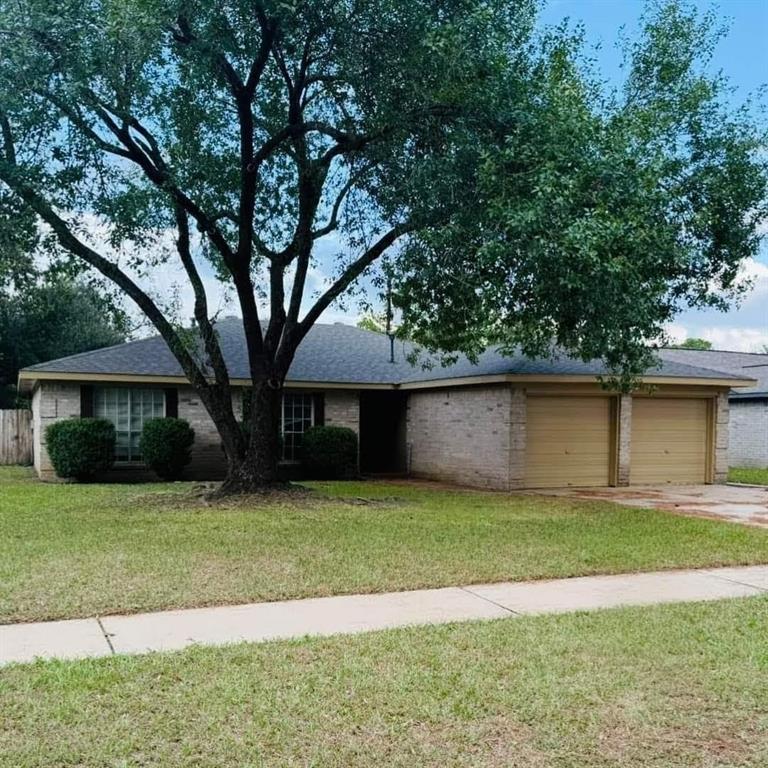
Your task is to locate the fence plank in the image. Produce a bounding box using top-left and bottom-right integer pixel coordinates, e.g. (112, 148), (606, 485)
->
(0, 410), (33, 465)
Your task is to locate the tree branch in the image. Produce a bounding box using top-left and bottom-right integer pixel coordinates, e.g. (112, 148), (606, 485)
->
(174, 206), (232, 394)
(311, 167), (369, 240)
(0, 160), (211, 395)
(282, 223), (415, 364)
(77, 94), (240, 268)
(0, 113), (16, 164)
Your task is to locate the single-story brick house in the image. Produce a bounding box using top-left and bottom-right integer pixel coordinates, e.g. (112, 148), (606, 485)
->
(660, 348), (768, 469)
(18, 318), (755, 489)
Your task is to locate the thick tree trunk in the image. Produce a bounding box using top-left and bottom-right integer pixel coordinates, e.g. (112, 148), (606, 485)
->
(217, 379), (283, 495)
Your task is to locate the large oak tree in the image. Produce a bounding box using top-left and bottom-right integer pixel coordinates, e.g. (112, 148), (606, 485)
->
(0, 0), (765, 492)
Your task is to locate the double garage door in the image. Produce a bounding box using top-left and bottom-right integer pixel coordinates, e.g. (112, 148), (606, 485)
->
(525, 395), (710, 488)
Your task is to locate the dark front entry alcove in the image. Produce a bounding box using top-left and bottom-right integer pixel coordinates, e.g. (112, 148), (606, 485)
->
(359, 391), (408, 475)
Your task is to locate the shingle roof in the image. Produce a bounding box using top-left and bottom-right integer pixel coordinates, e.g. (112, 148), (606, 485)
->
(659, 348), (768, 398)
(20, 317), (753, 386)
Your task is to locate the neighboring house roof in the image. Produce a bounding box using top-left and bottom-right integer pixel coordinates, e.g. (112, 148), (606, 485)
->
(659, 348), (768, 399)
(18, 317), (756, 390)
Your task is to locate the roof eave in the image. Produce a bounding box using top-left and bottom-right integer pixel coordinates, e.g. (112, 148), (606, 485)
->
(399, 373), (756, 389)
(16, 370), (397, 391)
(18, 369), (756, 393)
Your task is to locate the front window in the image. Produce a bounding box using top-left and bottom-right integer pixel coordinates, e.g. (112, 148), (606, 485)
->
(94, 387), (165, 462)
(281, 393), (314, 461)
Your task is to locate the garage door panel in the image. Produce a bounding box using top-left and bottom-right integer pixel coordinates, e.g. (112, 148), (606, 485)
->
(631, 398), (709, 484)
(526, 396), (612, 488)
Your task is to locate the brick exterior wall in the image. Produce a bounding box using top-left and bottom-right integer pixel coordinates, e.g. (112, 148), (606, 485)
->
(508, 388), (526, 488)
(31, 381), (81, 480)
(728, 399), (768, 469)
(406, 385), (515, 489)
(324, 390), (360, 432)
(30, 377), (734, 487)
(713, 392), (730, 482)
(177, 386), (242, 479)
(617, 394), (632, 486)
(32, 382), (360, 481)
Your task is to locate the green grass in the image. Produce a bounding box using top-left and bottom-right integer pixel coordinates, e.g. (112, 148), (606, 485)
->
(729, 466), (768, 485)
(1, 466), (767, 623)
(2, 597), (767, 767)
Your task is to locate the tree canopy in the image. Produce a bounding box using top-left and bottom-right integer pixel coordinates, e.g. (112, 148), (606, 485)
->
(0, 279), (128, 407)
(0, 0), (765, 489)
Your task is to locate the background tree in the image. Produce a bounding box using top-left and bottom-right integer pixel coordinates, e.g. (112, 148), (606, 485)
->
(0, 0), (765, 492)
(670, 338), (713, 351)
(0, 279), (128, 407)
(356, 313), (386, 334)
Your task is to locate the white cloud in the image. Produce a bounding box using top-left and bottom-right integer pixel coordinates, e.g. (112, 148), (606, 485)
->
(699, 327), (768, 352)
(672, 254), (768, 351)
(664, 322), (689, 345)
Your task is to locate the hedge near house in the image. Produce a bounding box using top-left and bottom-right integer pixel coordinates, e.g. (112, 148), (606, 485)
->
(45, 418), (115, 481)
(140, 418), (195, 481)
(303, 426), (358, 480)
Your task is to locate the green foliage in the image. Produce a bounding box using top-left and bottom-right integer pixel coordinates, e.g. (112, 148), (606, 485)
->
(391, 2), (768, 386)
(356, 313), (387, 334)
(0, 0), (764, 404)
(0, 279), (128, 407)
(45, 418), (115, 480)
(139, 418), (195, 480)
(671, 338), (713, 350)
(302, 426), (358, 479)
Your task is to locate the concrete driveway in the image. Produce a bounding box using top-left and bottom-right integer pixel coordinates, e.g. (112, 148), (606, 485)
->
(531, 484), (768, 528)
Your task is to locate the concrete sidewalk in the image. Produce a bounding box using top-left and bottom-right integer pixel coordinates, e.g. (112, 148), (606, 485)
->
(3, 565), (768, 666)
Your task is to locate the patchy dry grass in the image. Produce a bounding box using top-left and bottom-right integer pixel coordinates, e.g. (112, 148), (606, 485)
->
(1, 597), (767, 767)
(1, 467), (767, 623)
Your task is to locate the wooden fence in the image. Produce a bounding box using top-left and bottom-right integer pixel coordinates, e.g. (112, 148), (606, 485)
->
(0, 409), (33, 465)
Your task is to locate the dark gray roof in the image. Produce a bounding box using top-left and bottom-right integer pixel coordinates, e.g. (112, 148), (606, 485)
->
(21, 317), (754, 386)
(660, 348), (768, 398)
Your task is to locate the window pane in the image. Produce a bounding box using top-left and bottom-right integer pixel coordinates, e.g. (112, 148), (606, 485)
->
(281, 393), (314, 461)
(94, 387), (165, 463)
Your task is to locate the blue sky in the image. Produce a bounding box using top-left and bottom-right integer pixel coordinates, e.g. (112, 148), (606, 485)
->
(156, 1), (768, 350)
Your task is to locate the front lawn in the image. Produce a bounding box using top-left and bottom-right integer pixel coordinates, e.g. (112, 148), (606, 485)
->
(1, 466), (767, 623)
(2, 597), (767, 767)
(729, 466), (768, 485)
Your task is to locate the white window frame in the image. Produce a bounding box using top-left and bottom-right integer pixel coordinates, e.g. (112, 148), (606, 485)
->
(280, 392), (315, 462)
(93, 387), (166, 464)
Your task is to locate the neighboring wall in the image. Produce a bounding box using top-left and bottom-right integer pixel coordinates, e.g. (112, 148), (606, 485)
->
(729, 399), (768, 468)
(406, 385), (517, 489)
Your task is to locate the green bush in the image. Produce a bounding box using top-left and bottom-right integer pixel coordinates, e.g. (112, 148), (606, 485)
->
(302, 426), (358, 479)
(140, 417), (195, 480)
(45, 418), (116, 481)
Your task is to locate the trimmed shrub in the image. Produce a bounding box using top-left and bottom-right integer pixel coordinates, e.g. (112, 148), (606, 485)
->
(302, 425), (358, 479)
(140, 417), (195, 480)
(45, 418), (116, 481)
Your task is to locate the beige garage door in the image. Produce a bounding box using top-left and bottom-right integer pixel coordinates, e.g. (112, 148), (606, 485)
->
(526, 396), (613, 488)
(631, 398), (709, 484)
